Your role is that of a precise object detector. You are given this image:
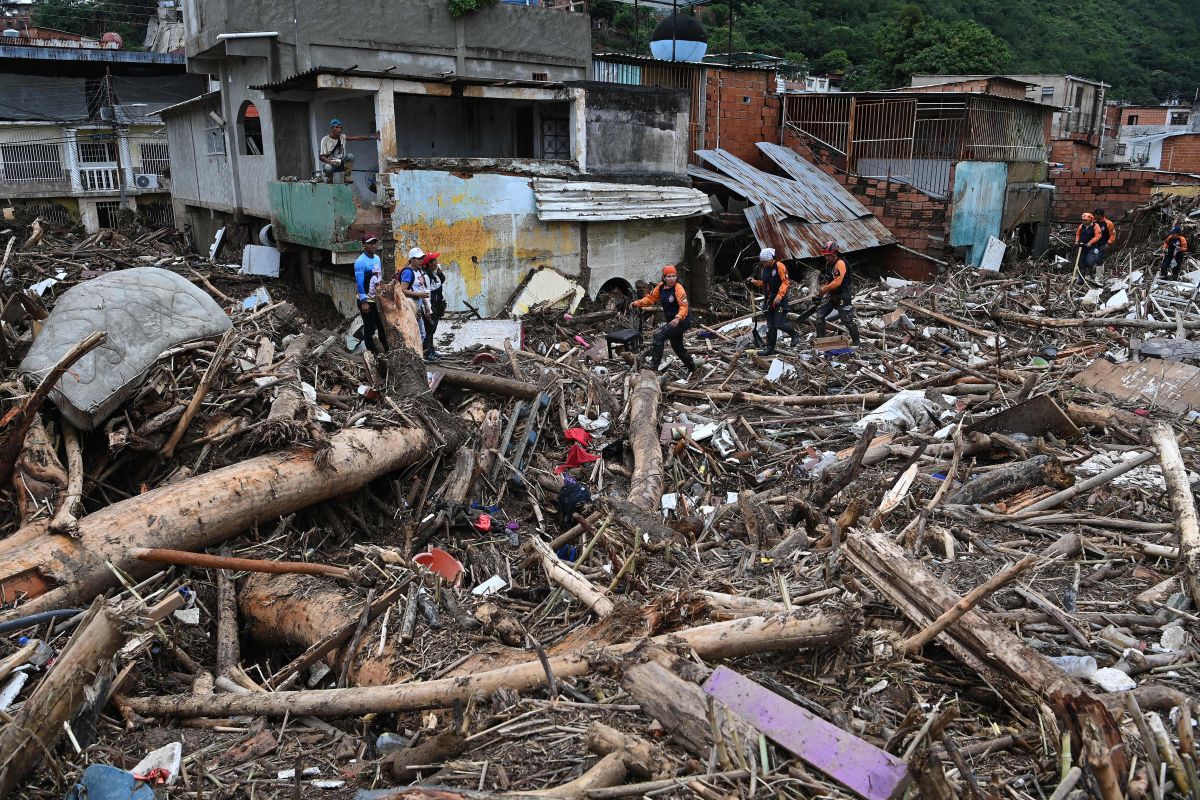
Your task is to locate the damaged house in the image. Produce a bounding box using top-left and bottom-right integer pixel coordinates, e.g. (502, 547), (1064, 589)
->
(162, 0), (708, 318)
(781, 89), (1056, 277)
(0, 34), (204, 231)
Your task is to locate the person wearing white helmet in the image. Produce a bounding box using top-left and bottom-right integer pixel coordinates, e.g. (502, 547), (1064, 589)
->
(747, 246), (799, 355)
(814, 241), (860, 346)
(396, 246), (437, 360)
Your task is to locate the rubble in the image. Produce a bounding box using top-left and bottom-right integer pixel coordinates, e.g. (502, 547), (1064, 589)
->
(1, 195), (1200, 800)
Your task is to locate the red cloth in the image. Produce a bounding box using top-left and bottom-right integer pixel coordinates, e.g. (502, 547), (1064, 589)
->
(563, 427), (593, 447)
(555, 443), (599, 474)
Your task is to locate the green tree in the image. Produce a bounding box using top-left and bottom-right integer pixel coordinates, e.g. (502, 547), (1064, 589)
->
(32, 0), (149, 42)
(811, 49), (851, 74)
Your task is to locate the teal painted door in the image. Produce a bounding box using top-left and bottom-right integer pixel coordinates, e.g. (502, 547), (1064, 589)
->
(950, 161), (1008, 268)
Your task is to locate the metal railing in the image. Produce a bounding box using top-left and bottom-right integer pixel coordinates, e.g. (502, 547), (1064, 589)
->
(79, 165), (123, 192)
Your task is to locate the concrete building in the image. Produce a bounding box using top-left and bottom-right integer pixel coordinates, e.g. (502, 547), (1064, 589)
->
(1105, 102), (1200, 171)
(912, 74), (1108, 171)
(164, 0), (708, 317)
(0, 38), (205, 231)
(782, 90), (1054, 277)
(592, 52), (781, 168)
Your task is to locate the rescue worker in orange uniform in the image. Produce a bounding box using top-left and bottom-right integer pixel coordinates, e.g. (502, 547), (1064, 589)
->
(747, 247), (799, 355)
(1075, 212), (1103, 279)
(814, 241), (860, 346)
(1162, 226), (1189, 280)
(632, 265), (696, 377)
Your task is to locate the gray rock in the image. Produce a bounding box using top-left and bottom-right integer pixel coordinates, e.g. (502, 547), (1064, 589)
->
(19, 267), (231, 430)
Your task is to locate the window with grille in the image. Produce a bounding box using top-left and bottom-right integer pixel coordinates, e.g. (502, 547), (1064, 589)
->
(541, 118), (570, 160)
(205, 124), (226, 156)
(1169, 111), (1190, 127)
(79, 140), (117, 163)
(138, 199), (175, 228)
(95, 200), (125, 229)
(140, 142), (170, 175)
(1127, 114), (1139, 125)
(21, 203), (73, 227)
(0, 142), (65, 182)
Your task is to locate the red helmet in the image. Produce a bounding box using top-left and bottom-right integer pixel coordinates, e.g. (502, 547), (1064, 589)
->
(820, 241), (838, 256)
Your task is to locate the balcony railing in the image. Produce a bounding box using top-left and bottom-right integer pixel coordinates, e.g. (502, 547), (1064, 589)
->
(79, 165), (122, 192)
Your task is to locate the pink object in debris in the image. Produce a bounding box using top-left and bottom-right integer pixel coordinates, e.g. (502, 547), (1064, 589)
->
(574, 335), (590, 348)
(1133, 408), (1150, 417)
(413, 547), (464, 583)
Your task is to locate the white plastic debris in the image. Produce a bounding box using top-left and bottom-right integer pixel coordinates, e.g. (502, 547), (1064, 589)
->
(472, 575), (508, 597)
(691, 422), (719, 442)
(132, 742), (182, 786)
(852, 390), (942, 435)
(885, 276), (914, 288)
(1088, 667), (1137, 692)
(241, 244), (280, 277)
(661, 493), (678, 513)
(0, 672), (29, 712)
(242, 286), (272, 310)
(1080, 288), (1102, 311)
(311, 780), (345, 789)
(1160, 625), (1188, 652)
(306, 661), (332, 687)
(277, 767), (322, 781)
(576, 412), (611, 432)
(172, 606), (200, 625)
(1100, 289), (1129, 313)
(765, 359), (796, 383)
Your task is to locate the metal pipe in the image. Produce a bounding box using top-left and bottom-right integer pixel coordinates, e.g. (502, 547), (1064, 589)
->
(216, 31), (280, 40)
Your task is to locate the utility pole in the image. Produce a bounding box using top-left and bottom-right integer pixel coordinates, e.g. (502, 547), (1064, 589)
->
(105, 68), (127, 208)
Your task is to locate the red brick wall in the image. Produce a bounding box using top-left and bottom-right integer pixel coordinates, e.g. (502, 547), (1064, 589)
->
(1051, 139), (1098, 171)
(1051, 170), (1155, 223)
(702, 67), (779, 168)
(1121, 107), (1169, 126)
(784, 130), (947, 280)
(1160, 134), (1200, 173)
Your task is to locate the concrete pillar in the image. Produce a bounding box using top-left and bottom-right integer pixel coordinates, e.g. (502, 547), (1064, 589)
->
(117, 128), (135, 202)
(64, 128), (82, 194)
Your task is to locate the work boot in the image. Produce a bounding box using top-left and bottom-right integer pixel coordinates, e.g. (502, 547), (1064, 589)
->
(814, 318), (827, 339)
(790, 332), (801, 347)
(847, 325), (862, 347)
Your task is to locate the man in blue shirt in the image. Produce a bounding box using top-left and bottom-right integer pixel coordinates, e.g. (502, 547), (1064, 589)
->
(353, 236), (388, 354)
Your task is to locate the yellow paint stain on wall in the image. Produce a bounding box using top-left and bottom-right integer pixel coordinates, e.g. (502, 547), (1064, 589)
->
(513, 222), (578, 263)
(396, 214), (497, 298)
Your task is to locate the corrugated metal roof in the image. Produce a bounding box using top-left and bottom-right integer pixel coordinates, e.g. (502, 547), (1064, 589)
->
(533, 180), (710, 222)
(691, 146), (895, 259)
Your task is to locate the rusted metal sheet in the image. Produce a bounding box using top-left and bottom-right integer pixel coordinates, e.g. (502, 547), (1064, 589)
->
(532, 180), (710, 222)
(693, 147), (895, 258)
(1073, 358), (1200, 416)
(744, 204), (894, 260)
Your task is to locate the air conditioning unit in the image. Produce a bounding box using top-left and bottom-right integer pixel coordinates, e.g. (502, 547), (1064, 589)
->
(134, 173), (160, 190)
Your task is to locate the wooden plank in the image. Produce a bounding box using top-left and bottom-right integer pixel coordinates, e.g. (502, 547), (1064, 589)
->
(704, 666), (911, 800)
(897, 300), (992, 339)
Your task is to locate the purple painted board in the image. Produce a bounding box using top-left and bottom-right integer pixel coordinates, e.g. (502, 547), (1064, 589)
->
(703, 666), (911, 800)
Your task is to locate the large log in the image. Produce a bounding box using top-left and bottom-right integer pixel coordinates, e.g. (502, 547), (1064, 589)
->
(992, 308), (1200, 331)
(435, 367), (540, 400)
(123, 607), (855, 719)
(843, 527), (1126, 796)
(0, 591), (183, 796)
(1150, 423), (1200, 609)
(375, 281), (424, 353)
(945, 455), (1074, 505)
(0, 425), (434, 618)
(627, 370), (663, 512)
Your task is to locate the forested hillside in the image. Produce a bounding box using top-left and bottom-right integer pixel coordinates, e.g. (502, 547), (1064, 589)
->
(591, 0), (1200, 104)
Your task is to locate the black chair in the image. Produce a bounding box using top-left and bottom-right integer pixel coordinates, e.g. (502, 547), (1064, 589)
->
(605, 309), (644, 360)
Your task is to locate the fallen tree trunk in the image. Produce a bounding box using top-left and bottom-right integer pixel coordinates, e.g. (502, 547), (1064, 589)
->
(0, 425), (435, 617)
(992, 308), (1200, 331)
(375, 281), (424, 353)
(1150, 422), (1200, 610)
(626, 370), (663, 512)
(435, 367), (540, 401)
(0, 590), (183, 796)
(666, 385), (994, 408)
(531, 537), (614, 618)
(843, 527), (1126, 796)
(123, 607), (856, 719)
(946, 455), (1074, 505)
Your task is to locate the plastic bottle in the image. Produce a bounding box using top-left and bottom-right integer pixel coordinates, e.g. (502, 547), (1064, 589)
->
(375, 733), (407, 754)
(16, 637), (54, 669)
(1046, 655), (1097, 678)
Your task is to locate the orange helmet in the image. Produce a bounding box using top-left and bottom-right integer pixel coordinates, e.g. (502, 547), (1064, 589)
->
(662, 265), (677, 277)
